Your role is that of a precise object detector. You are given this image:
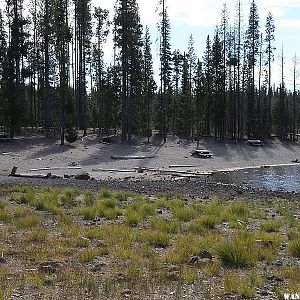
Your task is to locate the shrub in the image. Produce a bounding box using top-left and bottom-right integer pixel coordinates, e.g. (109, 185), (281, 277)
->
(65, 127), (78, 143)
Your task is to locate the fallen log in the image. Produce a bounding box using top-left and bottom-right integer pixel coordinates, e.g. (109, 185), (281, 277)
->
(111, 155), (155, 160)
(169, 165), (197, 168)
(133, 167), (212, 176)
(10, 172), (52, 179)
(2, 152), (19, 156)
(92, 168), (134, 173)
(29, 166), (81, 172)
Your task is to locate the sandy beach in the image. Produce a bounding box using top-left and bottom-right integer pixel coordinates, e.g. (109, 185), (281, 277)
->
(1, 134), (299, 182)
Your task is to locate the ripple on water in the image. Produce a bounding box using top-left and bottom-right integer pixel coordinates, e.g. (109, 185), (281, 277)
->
(213, 165), (300, 193)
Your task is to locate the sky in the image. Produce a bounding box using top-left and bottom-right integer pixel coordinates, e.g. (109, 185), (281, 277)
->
(97, 0), (300, 90)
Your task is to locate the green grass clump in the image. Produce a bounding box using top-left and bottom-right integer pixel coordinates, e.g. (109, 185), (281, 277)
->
(99, 188), (112, 199)
(10, 190), (36, 205)
(0, 200), (5, 209)
(171, 207), (195, 222)
(150, 217), (180, 234)
(124, 210), (143, 226)
(260, 219), (282, 232)
(26, 229), (47, 242)
(225, 202), (249, 220)
(0, 210), (11, 223)
(141, 230), (170, 248)
(78, 207), (97, 220)
(60, 188), (80, 208)
(14, 214), (41, 229)
(163, 235), (202, 264)
(76, 248), (100, 262)
(288, 239), (300, 257)
(83, 191), (96, 206)
(224, 272), (258, 297)
(217, 233), (259, 267)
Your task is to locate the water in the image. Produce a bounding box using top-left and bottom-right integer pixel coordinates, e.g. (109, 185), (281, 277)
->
(212, 165), (300, 193)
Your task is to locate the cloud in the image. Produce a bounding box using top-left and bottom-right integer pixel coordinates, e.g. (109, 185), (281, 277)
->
(276, 19), (300, 30)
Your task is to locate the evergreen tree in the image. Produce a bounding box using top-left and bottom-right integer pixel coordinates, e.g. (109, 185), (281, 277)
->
(114, 0), (143, 141)
(142, 26), (156, 141)
(170, 49), (182, 135)
(178, 53), (190, 137)
(187, 35), (196, 139)
(212, 29), (225, 140)
(5, 0), (29, 138)
(92, 6), (109, 134)
(245, 0), (260, 138)
(52, 0), (72, 144)
(265, 12), (275, 137)
(203, 35), (213, 135)
(158, 0), (172, 141)
(194, 59), (205, 146)
(75, 0), (92, 135)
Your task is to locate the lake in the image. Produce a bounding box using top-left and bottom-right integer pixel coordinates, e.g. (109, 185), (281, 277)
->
(212, 165), (300, 193)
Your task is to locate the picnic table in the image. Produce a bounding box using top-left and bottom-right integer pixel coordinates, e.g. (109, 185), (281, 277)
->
(191, 149), (213, 158)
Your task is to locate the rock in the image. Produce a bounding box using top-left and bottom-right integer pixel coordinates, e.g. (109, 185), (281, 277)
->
(92, 262), (107, 272)
(38, 260), (65, 274)
(74, 172), (90, 180)
(0, 257), (6, 264)
(115, 273), (126, 282)
(267, 275), (283, 282)
(122, 289), (132, 298)
(64, 174), (70, 179)
(198, 249), (213, 260)
(43, 279), (54, 286)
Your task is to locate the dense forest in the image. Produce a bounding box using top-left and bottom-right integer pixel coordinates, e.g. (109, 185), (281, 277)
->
(0, 0), (299, 144)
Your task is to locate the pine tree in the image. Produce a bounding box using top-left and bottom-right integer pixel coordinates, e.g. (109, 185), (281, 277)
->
(212, 29), (225, 140)
(75, 0), (92, 135)
(142, 26), (156, 141)
(245, 0), (260, 138)
(0, 9), (7, 128)
(178, 52), (190, 137)
(194, 59), (205, 146)
(114, 0), (143, 141)
(52, 0), (72, 144)
(5, 0), (29, 138)
(93, 6), (109, 135)
(170, 49), (182, 135)
(265, 12), (275, 137)
(187, 35), (196, 139)
(158, 0), (172, 142)
(203, 35), (213, 135)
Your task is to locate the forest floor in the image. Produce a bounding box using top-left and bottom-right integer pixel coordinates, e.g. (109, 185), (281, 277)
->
(0, 133), (299, 182)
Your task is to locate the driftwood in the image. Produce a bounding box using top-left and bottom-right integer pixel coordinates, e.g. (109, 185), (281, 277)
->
(92, 168), (134, 173)
(111, 155), (155, 160)
(2, 152), (19, 156)
(9, 166), (52, 179)
(29, 166), (81, 172)
(169, 165), (197, 168)
(133, 167), (212, 176)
